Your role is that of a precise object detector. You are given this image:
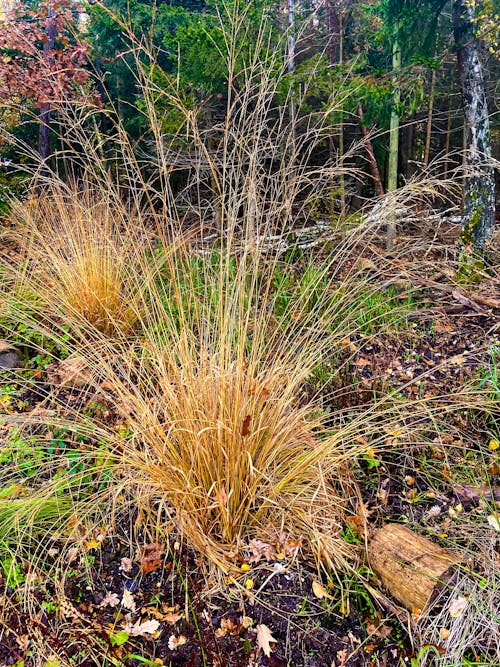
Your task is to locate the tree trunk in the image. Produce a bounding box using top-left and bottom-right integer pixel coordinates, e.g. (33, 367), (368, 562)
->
(325, 1), (353, 218)
(287, 0), (295, 77)
(404, 120), (414, 180)
(325, 0), (341, 64)
(453, 0), (495, 255)
(443, 102), (452, 177)
(357, 103), (384, 198)
(38, 7), (56, 179)
(387, 19), (401, 247)
(423, 69), (436, 169)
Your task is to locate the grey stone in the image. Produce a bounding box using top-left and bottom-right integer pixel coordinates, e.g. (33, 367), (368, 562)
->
(0, 346), (22, 370)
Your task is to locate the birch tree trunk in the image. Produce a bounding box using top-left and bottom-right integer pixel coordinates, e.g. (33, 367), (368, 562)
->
(453, 0), (495, 256)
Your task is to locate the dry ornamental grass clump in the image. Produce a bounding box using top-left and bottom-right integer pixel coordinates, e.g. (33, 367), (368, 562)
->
(7, 186), (147, 337)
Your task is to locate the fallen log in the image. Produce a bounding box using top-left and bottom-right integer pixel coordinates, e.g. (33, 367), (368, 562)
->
(368, 523), (461, 613)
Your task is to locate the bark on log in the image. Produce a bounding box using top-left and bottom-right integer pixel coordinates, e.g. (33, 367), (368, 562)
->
(368, 524), (460, 612)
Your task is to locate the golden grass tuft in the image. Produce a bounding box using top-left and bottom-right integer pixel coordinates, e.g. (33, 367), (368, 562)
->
(8, 185), (146, 336)
(107, 347), (358, 571)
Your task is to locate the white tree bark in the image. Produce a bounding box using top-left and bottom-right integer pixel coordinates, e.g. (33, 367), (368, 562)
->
(453, 0), (495, 253)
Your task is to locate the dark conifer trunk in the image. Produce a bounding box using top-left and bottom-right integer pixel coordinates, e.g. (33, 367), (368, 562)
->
(38, 8), (57, 179)
(453, 0), (495, 253)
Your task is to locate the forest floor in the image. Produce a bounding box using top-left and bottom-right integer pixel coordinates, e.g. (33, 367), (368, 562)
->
(0, 220), (499, 667)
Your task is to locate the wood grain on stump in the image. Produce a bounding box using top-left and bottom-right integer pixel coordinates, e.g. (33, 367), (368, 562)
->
(368, 523), (461, 612)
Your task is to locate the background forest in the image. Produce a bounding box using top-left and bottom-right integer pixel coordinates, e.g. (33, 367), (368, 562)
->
(0, 0), (499, 226)
(0, 1), (499, 667)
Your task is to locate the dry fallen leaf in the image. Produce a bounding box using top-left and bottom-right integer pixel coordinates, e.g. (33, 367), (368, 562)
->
(16, 635), (30, 652)
(487, 514), (500, 532)
(283, 537), (303, 556)
(312, 580), (333, 601)
(426, 505), (442, 518)
(139, 543), (164, 575)
(215, 618), (240, 638)
(66, 547), (79, 564)
(448, 597), (468, 618)
(335, 648), (348, 667)
(241, 415), (251, 437)
(141, 605), (182, 624)
(256, 623), (277, 657)
(123, 618), (160, 637)
(121, 589), (137, 613)
(100, 591), (120, 608)
(246, 538), (275, 564)
(168, 634), (187, 650)
(439, 627), (451, 640)
(120, 557), (133, 573)
(48, 356), (93, 388)
(366, 621), (392, 638)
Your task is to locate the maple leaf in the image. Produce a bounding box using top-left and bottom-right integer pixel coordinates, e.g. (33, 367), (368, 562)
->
(256, 624), (277, 657)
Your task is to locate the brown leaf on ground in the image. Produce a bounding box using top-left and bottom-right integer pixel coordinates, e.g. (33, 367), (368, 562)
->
(143, 605), (182, 625)
(215, 618), (241, 637)
(121, 589), (136, 612)
(246, 539), (275, 564)
(366, 621), (392, 638)
(139, 543), (164, 575)
(120, 557), (133, 572)
(100, 591), (120, 608)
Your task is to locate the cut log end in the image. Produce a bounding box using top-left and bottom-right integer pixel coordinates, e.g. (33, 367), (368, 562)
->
(368, 523), (461, 612)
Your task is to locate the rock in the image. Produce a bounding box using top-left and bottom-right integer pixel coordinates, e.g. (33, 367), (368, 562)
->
(354, 257), (378, 273)
(391, 279), (413, 294)
(0, 341), (22, 370)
